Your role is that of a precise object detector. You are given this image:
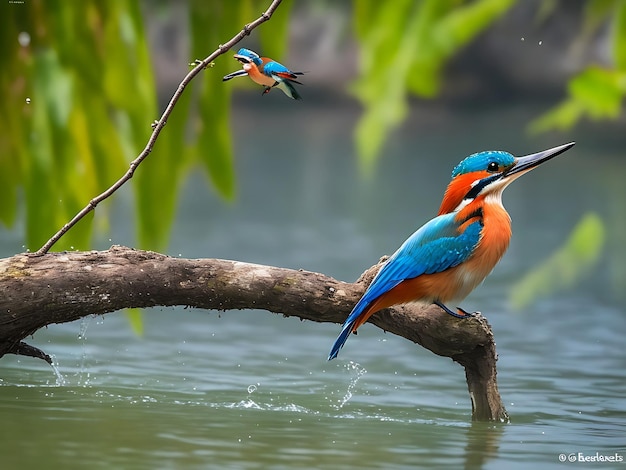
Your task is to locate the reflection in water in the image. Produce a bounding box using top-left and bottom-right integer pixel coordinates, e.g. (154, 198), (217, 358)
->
(464, 422), (504, 469)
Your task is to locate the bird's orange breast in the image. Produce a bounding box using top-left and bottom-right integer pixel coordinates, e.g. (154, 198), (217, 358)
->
(243, 63), (276, 87)
(460, 199), (511, 283)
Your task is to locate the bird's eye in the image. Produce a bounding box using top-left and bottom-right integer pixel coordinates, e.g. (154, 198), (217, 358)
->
(487, 162), (499, 172)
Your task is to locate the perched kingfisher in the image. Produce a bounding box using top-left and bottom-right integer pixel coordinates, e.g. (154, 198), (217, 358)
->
(222, 48), (304, 100)
(328, 142), (575, 360)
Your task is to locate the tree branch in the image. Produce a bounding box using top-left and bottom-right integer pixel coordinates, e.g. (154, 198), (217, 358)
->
(0, 246), (507, 422)
(31, 0), (283, 257)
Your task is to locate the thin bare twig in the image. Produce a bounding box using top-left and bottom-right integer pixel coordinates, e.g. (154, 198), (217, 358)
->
(31, 0), (283, 257)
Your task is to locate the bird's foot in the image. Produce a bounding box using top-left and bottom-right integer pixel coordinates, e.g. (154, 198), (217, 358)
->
(261, 86), (272, 95)
(435, 301), (475, 319)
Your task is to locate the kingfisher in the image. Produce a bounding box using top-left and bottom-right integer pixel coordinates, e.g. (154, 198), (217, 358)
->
(222, 48), (304, 100)
(328, 142), (575, 360)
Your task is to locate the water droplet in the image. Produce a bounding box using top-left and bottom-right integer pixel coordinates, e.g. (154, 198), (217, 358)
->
(520, 37), (525, 41)
(247, 384), (257, 394)
(18, 32), (30, 47)
(50, 357), (66, 386)
(538, 40), (543, 45)
(25, 97), (31, 104)
(78, 318), (89, 341)
(333, 361), (367, 409)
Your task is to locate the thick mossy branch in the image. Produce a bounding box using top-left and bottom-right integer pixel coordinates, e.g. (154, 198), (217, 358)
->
(0, 246), (507, 422)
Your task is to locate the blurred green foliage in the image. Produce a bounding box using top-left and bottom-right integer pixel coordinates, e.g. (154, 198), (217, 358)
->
(0, 0), (621, 259)
(529, 0), (626, 133)
(352, 0), (626, 167)
(0, 0), (290, 252)
(509, 213), (605, 309)
(1, 1), (149, 250)
(351, 0), (515, 172)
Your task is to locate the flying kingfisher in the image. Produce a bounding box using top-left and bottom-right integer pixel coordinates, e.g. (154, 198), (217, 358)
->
(329, 142), (575, 360)
(222, 48), (304, 100)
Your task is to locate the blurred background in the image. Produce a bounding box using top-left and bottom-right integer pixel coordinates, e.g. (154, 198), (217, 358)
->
(0, 1), (625, 469)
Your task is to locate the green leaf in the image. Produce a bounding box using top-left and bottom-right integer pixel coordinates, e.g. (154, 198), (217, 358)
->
(259, 0), (295, 60)
(568, 67), (622, 118)
(125, 308), (144, 337)
(529, 66), (624, 133)
(188, 1), (242, 201)
(433, 0), (516, 57)
(509, 213), (606, 310)
(351, 0), (514, 172)
(351, 0), (436, 172)
(583, 0), (616, 37)
(197, 80), (237, 200)
(612, 0), (626, 70)
(353, 0), (385, 40)
(528, 99), (584, 134)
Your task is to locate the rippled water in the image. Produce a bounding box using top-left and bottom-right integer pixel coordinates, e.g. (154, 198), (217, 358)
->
(1, 102), (625, 469)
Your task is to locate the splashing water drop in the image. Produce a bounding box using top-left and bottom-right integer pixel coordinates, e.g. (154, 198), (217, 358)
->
(77, 317), (93, 384)
(49, 356), (66, 386)
(334, 361), (367, 410)
(78, 318), (90, 341)
(247, 383), (259, 394)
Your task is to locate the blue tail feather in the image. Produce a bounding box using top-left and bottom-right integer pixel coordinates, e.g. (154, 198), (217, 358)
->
(328, 296), (373, 360)
(328, 320), (355, 360)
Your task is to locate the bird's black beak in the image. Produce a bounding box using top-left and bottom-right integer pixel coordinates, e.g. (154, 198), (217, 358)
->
(233, 54), (251, 64)
(506, 142), (575, 177)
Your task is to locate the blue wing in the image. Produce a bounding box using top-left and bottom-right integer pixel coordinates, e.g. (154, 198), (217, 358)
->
(262, 61), (303, 84)
(262, 61), (290, 75)
(328, 213), (481, 360)
(360, 213), (481, 306)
